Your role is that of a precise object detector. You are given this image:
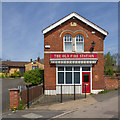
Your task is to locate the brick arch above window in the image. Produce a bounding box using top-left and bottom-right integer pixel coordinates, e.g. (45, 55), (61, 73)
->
(74, 30), (88, 38)
(60, 30), (74, 38)
(60, 29), (88, 38)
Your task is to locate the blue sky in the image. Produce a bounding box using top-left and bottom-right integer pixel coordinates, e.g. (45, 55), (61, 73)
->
(2, 2), (118, 61)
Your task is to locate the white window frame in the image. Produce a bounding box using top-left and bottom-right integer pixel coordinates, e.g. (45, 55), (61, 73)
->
(56, 65), (92, 86)
(63, 34), (73, 52)
(75, 34), (84, 52)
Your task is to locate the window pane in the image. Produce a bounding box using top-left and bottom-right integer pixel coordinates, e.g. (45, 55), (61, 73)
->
(58, 72), (64, 84)
(74, 72), (80, 84)
(74, 67), (80, 71)
(32, 66), (38, 70)
(76, 34), (84, 42)
(76, 42), (84, 52)
(83, 74), (89, 82)
(65, 42), (72, 51)
(58, 67), (64, 71)
(66, 67), (72, 71)
(82, 67), (90, 71)
(66, 72), (72, 84)
(64, 34), (72, 41)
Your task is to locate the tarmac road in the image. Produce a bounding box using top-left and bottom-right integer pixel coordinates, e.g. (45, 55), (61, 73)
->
(2, 78), (24, 113)
(60, 90), (119, 118)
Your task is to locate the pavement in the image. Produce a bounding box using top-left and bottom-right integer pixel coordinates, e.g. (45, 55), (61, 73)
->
(1, 90), (119, 119)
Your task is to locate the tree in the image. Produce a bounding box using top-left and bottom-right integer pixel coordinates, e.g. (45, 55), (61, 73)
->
(104, 52), (117, 75)
(23, 69), (44, 85)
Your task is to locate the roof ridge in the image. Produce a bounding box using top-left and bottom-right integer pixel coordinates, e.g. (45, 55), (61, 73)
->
(42, 12), (108, 36)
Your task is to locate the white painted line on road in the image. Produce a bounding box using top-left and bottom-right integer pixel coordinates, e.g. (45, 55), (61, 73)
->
(22, 113), (43, 118)
(51, 108), (79, 119)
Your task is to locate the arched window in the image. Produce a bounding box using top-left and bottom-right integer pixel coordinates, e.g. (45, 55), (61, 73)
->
(75, 34), (84, 52)
(64, 34), (73, 52)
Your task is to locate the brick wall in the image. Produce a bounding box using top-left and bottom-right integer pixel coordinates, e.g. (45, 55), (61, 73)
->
(21, 84), (43, 105)
(9, 84), (43, 109)
(9, 89), (20, 109)
(104, 76), (119, 90)
(44, 17), (106, 91)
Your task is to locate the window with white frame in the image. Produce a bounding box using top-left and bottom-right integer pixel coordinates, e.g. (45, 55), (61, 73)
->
(75, 34), (84, 52)
(57, 66), (81, 84)
(64, 34), (73, 52)
(57, 66), (91, 85)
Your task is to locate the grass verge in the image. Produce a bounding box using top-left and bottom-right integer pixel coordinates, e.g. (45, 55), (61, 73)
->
(98, 88), (118, 94)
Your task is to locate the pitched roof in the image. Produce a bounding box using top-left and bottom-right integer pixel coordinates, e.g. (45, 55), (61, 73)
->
(2, 61), (29, 67)
(42, 12), (108, 36)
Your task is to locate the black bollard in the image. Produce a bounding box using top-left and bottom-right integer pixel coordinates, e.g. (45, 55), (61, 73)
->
(85, 84), (86, 98)
(60, 84), (62, 103)
(74, 84), (75, 100)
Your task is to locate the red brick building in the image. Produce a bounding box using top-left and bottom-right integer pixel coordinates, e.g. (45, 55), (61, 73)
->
(42, 12), (108, 95)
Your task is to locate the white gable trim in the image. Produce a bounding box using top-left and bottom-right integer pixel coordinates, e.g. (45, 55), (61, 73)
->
(42, 12), (108, 36)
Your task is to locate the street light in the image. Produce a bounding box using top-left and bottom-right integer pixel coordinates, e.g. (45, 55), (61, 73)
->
(91, 41), (95, 51)
(91, 41), (95, 48)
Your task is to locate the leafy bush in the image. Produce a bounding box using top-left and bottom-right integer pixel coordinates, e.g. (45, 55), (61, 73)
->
(107, 67), (114, 76)
(15, 71), (21, 77)
(18, 100), (26, 110)
(23, 69), (44, 85)
(9, 70), (21, 78)
(10, 73), (15, 78)
(0, 73), (5, 78)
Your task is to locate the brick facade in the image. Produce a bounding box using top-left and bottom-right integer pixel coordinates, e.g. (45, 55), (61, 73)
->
(43, 13), (108, 94)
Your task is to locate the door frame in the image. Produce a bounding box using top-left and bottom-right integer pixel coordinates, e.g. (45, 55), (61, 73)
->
(82, 72), (91, 93)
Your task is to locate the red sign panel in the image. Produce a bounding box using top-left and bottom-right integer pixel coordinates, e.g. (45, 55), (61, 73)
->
(50, 53), (97, 59)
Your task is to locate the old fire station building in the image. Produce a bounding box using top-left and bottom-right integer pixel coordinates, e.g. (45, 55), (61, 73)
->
(42, 12), (108, 95)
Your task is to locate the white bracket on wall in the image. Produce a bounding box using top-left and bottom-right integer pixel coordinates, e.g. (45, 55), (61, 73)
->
(92, 31), (96, 34)
(45, 45), (50, 49)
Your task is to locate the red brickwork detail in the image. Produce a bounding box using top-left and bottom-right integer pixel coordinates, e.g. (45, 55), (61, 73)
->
(21, 84), (43, 105)
(9, 89), (20, 109)
(104, 76), (119, 90)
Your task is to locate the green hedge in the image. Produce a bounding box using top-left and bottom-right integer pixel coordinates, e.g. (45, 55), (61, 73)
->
(9, 70), (21, 78)
(23, 69), (44, 85)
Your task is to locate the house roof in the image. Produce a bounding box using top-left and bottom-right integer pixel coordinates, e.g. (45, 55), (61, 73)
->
(42, 12), (108, 36)
(2, 61), (29, 67)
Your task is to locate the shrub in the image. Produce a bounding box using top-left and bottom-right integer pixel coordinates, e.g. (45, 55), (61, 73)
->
(106, 67), (114, 76)
(9, 70), (21, 78)
(23, 69), (44, 85)
(15, 71), (21, 77)
(10, 73), (15, 78)
(0, 73), (5, 78)
(18, 100), (26, 110)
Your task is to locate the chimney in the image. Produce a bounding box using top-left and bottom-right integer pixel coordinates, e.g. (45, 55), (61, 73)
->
(37, 57), (40, 62)
(30, 59), (32, 62)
